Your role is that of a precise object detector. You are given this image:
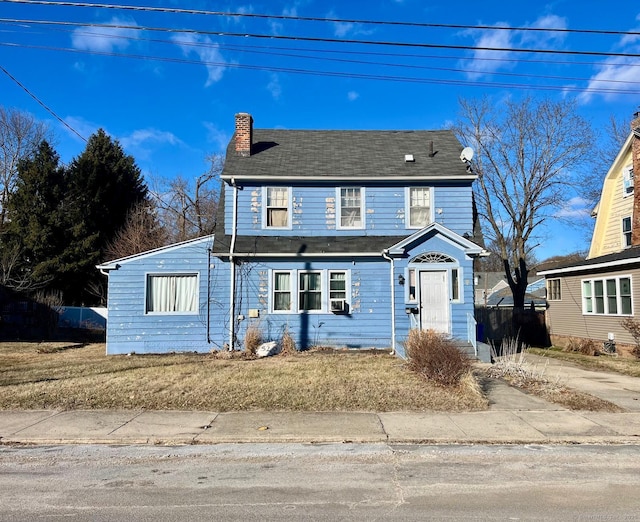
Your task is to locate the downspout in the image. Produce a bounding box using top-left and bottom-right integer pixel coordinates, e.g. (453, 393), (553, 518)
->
(382, 249), (396, 355)
(229, 178), (238, 350)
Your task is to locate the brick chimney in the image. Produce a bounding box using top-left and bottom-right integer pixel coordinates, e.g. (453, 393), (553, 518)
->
(631, 111), (640, 245)
(234, 113), (253, 157)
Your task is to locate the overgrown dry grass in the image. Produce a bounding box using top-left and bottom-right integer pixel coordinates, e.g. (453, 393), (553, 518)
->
(528, 347), (640, 378)
(0, 342), (488, 412)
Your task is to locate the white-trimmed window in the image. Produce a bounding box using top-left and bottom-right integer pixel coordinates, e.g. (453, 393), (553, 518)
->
(408, 268), (417, 302)
(264, 187), (291, 228)
(270, 269), (350, 313)
(299, 271), (322, 311)
(146, 274), (198, 313)
(451, 268), (460, 301)
(273, 271), (292, 311)
(547, 279), (561, 300)
(407, 187), (432, 228)
(337, 187), (364, 229)
(623, 165), (634, 197)
(582, 276), (632, 315)
(623, 216), (632, 248)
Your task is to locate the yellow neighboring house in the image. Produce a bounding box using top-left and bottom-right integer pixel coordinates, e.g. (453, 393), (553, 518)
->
(539, 112), (640, 353)
(588, 132), (635, 259)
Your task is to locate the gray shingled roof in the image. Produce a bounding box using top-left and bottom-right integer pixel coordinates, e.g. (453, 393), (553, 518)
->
(221, 129), (473, 180)
(539, 246), (640, 276)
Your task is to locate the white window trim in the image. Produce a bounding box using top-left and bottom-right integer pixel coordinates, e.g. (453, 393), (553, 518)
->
(404, 266), (463, 304)
(405, 187), (434, 229)
(622, 216), (632, 248)
(271, 270), (294, 314)
(144, 272), (199, 315)
(450, 267), (462, 303)
(269, 269), (351, 314)
(581, 275), (633, 316)
(622, 165), (634, 198)
(336, 187), (365, 230)
(262, 186), (293, 230)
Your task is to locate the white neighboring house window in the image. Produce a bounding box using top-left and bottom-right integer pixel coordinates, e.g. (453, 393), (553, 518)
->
(337, 187), (364, 229)
(623, 165), (634, 197)
(264, 187), (291, 228)
(623, 216), (632, 248)
(582, 276), (632, 315)
(146, 274), (198, 313)
(407, 187), (432, 228)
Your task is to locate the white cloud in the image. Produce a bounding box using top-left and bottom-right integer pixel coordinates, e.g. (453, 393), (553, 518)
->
(203, 122), (230, 152)
(347, 91), (359, 101)
(120, 128), (183, 149)
(62, 116), (99, 142)
(172, 34), (228, 86)
(460, 23), (515, 80)
(520, 14), (568, 47)
(555, 197), (591, 218)
(267, 73), (283, 99)
(71, 16), (138, 52)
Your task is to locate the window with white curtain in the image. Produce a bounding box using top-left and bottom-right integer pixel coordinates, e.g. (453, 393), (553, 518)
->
(337, 187), (364, 228)
(265, 187), (290, 228)
(146, 274), (198, 313)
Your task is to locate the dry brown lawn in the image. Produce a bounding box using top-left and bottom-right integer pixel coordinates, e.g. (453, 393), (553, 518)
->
(0, 342), (489, 412)
(528, 347), (640, 378)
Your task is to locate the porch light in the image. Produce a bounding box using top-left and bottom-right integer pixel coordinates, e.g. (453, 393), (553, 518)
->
(398, 274), (405, 285)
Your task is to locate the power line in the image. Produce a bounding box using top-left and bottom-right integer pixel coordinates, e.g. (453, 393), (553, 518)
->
(1, 42), (637, 96)
(0, 63), (86, 141)
(2, 39), (639, 90)
(2, 18), (640, 59)
(2, 0), (639, 37)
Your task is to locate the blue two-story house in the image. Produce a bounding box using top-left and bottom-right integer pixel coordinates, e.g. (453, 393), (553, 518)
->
(98, 113), (486, 358)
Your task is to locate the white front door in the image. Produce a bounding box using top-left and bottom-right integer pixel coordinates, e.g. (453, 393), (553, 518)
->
(419, 271), (450, 334)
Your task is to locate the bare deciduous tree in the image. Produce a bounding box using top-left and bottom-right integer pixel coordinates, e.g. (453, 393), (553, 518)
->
(104, 201), (168, 260)
(0, 107), (49, 227)
(453, 96), (593, 309)
(151, 153), (222, 243)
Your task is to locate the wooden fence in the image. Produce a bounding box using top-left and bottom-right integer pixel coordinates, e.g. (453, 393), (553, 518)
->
(475, 306), (550, 348)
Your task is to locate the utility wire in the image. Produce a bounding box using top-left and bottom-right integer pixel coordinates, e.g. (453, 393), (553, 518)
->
(2, 0), (639, 37)
(0, 42), (636, 95)
(0, 63), (86, 141)
(3, 39), (639, 90)
(2, 18), (640, 59)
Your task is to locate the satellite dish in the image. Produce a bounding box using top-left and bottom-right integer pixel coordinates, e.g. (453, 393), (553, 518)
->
(460, 147), (474, 163)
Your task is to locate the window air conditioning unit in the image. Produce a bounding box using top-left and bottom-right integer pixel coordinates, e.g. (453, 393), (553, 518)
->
(330, 299), (346, 313)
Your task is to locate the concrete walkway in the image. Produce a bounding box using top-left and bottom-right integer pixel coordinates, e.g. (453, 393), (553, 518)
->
(1, 355), (639, 446)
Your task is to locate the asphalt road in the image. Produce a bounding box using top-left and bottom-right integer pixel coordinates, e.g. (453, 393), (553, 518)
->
(1, 443), (640, 521)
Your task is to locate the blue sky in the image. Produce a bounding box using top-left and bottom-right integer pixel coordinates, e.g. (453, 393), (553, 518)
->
(2, 0), (640, 260)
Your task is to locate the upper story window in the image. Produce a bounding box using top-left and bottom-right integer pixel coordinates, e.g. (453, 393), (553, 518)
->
(264, 187), (291, 229)
(623, 165), (634, 197)
(623, 216), (632, 248)
(547, 278), (561, 300)
(407, 187), (432, 228)
(337, 187), (364, 229)
(146, 274), (198, 314)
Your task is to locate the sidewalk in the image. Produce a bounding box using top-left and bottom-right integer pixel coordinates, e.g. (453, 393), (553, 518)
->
(1, 355), (639, 446)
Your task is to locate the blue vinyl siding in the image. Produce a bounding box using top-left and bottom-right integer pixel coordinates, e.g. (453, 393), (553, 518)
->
(227, 183), (473, 237)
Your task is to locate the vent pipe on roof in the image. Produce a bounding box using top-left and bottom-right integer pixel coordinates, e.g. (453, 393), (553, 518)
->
(429, 141), (435, 157)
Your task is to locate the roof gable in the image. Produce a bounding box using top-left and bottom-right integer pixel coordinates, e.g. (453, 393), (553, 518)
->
(386, 222), (485, 256)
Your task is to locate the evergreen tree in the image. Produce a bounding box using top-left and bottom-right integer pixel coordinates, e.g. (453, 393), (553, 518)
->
(62, 129), (148, 304)
(3, 140), (66, 290)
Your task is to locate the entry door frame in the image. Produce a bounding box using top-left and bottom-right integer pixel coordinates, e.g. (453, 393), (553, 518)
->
(418, 269), (451, 334)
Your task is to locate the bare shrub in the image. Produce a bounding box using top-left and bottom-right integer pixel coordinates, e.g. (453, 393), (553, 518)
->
(563, 337), (599, 356)
(620, 317), (640, 359)
(403, 329), (471, 387)
(243, 325), (263, 356)
(280, 327), (297, 356)
(487, 337), (545, 386)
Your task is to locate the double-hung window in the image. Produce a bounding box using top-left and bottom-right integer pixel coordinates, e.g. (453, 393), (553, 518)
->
(271, 270), (349, 313)
(623, 165), (634, 197)
(623, 216), (632, 248)
(582, 276), (632, 315)
(146, 274), (198, 313)
(337, 187), (364, 229)
(273, 271), (292, 311)
(265, 187), (290, 228)
(407, 187), (431, 228)
(299, 272), (322, 311)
